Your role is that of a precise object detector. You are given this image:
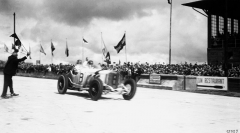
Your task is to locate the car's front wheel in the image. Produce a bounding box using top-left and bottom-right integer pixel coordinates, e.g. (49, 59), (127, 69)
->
(57, 75), (68, 94)
(122, 78), (137, 100)
(88, 78), (103, 101)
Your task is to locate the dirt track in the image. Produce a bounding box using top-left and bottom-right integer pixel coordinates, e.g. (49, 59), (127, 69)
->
(0, 75), (239, 133)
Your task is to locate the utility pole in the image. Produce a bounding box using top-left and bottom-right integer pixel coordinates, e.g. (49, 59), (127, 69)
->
(224, 0), (228, 77)
(13, 12), (15, 48)
(169, 0), (172, 64)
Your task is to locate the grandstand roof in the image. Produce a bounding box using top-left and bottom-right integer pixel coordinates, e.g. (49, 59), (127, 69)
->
(182, 0), (240, 18)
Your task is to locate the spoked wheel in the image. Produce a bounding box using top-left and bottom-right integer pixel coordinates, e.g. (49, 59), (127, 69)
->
(89, 78), (103, 101)
(122, 79), (137, 100)
(57, 75), (68, 94)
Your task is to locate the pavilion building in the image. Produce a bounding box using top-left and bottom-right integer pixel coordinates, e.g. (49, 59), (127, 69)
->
(182, 0), (240, 66)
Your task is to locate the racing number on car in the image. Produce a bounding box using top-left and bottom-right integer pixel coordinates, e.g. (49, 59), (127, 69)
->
(79, 73), (84, 82)
(112, 75), (117, 85)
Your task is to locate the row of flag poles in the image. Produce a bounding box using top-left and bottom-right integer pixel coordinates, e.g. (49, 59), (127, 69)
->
(40, 39), (69, 57)
(5, 13), (128, 64)
(36, 32), (126, 64)
(4, 31), (126, 65)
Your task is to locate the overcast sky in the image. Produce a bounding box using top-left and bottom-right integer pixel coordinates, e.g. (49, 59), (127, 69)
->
(0, 0), (208, 65)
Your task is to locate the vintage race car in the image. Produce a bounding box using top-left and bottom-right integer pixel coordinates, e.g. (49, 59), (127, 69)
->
(57, 65), (137, 101)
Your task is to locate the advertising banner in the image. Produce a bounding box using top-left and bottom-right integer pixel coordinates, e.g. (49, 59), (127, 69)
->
(196, 76), (228, 91)
(149, 74), (161, 84)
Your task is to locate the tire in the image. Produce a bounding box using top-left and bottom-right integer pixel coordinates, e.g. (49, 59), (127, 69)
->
(88, 78), (103, 101)
(122, 78), (137, 100)
(57, 75), (68, 94)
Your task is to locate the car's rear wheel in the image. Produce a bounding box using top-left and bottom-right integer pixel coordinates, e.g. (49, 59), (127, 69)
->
(122, 79), (136, 100)
(57, 75), (68, 94)
(89, 78), (103, 101)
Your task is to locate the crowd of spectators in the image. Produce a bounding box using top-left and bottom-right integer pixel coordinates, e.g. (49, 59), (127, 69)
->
(0, 61), (240, 77)
(108, 62), (240, 77)
(17, 63), (74, 75)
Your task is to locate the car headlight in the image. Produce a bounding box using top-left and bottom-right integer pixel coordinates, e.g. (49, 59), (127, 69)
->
(73, 68), (78, 75)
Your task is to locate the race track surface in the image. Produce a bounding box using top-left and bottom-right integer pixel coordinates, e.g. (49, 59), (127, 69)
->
(0, 75), (239, 133)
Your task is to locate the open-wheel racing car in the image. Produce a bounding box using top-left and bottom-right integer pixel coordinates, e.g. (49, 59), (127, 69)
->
(57, 65), (137, 101)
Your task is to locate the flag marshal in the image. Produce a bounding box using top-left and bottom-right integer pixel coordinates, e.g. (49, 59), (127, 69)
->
(114, 33), (126, 53)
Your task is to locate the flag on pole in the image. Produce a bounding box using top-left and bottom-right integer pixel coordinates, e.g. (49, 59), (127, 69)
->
(101, 33), (107, 56)
(102, 47), (107, 57)
(29, 44), (32, 59)
(51, 42), (55, 56)
(4, 44), (9, 52)
(168, 0), (172, 4)
(40, 44), (46, 55)
(102, 37), (108, 57)
(10, 33), (21, 47)
(101, 33), (111, 64)
(10, 33), (19, 40)
(114, 33), (126, 53)
(83, 38), (88, 43)
(65, 41), (69, 57)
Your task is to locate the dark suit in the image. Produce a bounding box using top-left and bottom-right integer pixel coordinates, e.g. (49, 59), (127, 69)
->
(1, 55), (27, 97)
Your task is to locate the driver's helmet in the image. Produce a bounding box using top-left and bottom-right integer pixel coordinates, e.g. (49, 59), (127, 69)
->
(76, 60), (82, 65)
(72, 67), (78, 75)
(88, 60), (93, 65)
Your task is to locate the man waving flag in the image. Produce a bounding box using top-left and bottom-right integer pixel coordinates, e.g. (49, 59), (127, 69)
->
(114, 33), (126, 53)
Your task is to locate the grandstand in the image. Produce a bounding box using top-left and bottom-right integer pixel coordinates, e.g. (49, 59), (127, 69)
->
(182, 0), (240, 77)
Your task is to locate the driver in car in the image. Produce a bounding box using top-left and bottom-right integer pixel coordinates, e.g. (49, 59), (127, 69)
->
(72, 58), (96, 75)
